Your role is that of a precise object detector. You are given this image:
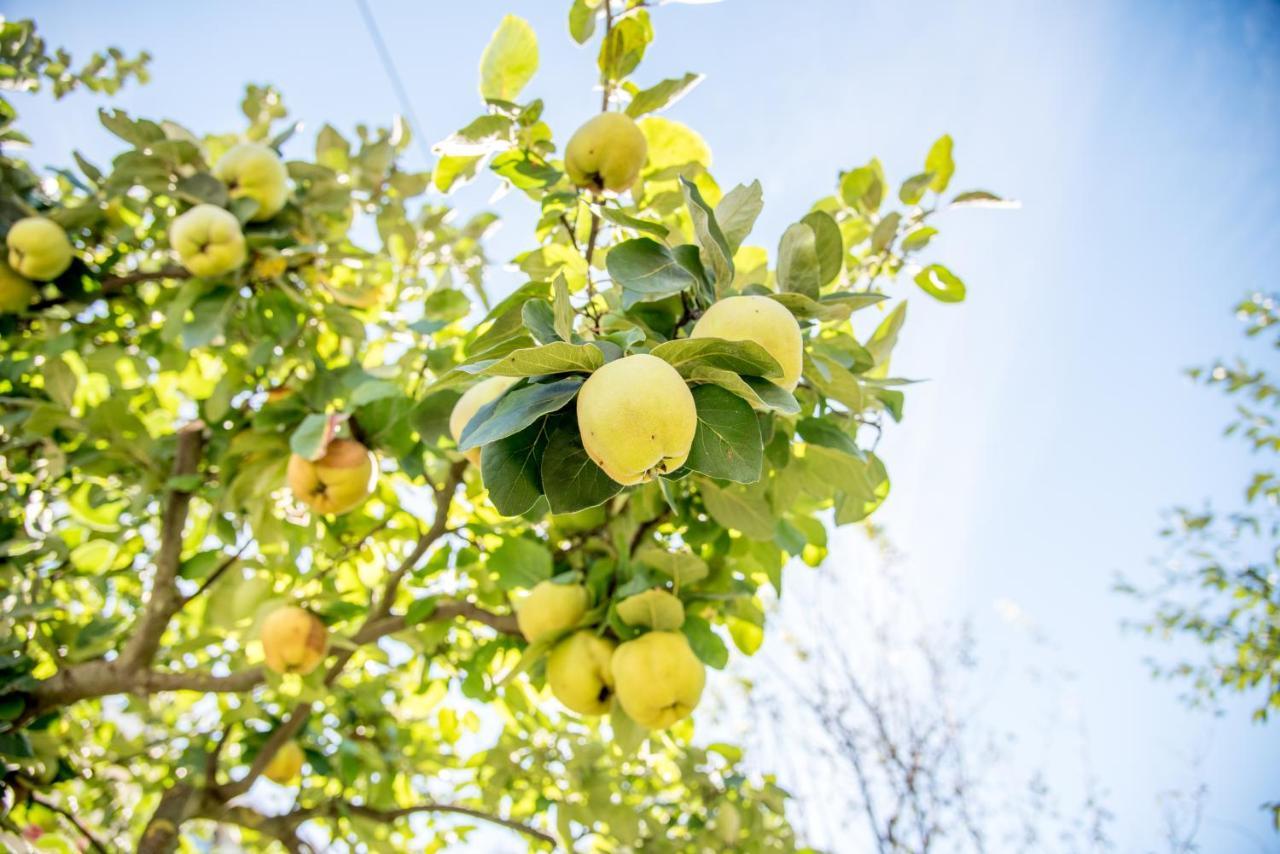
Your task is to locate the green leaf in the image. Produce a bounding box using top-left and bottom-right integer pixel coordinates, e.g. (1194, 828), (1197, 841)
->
(685, 385), (763, 483)
(635, 543), (710, 586)
(949, 189), (1018, 209)
(796, 417), (860, 456)
(521, 298), (559, 345)
(914, 263), (966, 303)
(698, 480), (775, 540)
(682, 615), (729, 669)
(769, 291), (887, 322)
(599, 207), (669, 241)
(801, 210), (843, 286)
(490, 537), (553, 591)
(777, 222), (820, 298)
(598, 11), (652, 82)
(681, 176), (734, 292)
(606, 238), (698, 308)
(480, 418), (550, 517)
(70, 539), (118, 573)
(541, 415), (623, 514)
(898, 171), (934, 205)
(901, 226), (938, 252)
(289, 413), (334, 460)
(568, 0), (598, 44)
(925, 134), (955, 193)
(650, 337), (782, 379)
(552, 274), (575, 343)
(688, 367), (799, 415)
(715, 180), (763, 253)
(616, 589), (685, 630)
(870, 211), (901, 253)
(625, 72), (703, 118)
(834, 451), (890, 524)
(405, 596), (440, 627)
(459, 377), (583, 451)
(865, 301), (908, 371)
(479, 15), (539, 102)
(434, 114), (514, 157)
(460, 341), (604, 378)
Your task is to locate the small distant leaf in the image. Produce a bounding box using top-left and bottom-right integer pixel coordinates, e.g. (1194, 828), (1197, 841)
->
(870, 212), (901, 254)
(925, 134), (955, 193)
(865, 302), (908, 369)
(568, 0), (598, 44)
(901, 227), (938, 252)
(949, 190), (1019, 209)
(898, 171), (934, 205)
(769, 291), (887, 322)
(479, 15), (539, 102)
(625, 72), (703, 118)
(552, 274), (575, 342)
(635, 543), (710, 586)
(914, 264), (966, 303)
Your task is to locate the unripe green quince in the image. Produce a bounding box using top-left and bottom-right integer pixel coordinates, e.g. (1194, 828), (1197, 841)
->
(516, 581), (589, 643)
(577, 353), (696, 485)
(565, 112), (648, 193)
(0, 261), (37, 313)
(214, 142), (290, 221)
(449, 375), (519, 465)
(170, 204), (247, 278)
(546, 630), (617, 715)
(6, 216), (72, 281)
(692, 295), (804, 391)
(611, 630), (705, 729)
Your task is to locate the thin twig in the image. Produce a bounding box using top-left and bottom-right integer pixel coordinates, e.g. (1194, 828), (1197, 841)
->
(30, 794), (109, 854)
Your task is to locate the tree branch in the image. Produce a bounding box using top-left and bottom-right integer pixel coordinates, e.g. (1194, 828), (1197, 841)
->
(118, 420), (207, 673)
(29, 794), (108, 854)
(29, 266), (191, 311)
(293, 799), (555, 846)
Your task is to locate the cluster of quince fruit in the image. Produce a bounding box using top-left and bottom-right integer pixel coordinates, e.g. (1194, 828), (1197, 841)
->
(517, 579), (703, 729)
(0, 141), (288, 313)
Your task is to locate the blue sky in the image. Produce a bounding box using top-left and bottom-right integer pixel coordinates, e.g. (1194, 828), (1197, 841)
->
(6, 0), (1280, 850)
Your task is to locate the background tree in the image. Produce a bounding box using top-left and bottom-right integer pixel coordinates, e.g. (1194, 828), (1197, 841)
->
(0, 4), (1000, 851)
(1118, 291), (1280, 830)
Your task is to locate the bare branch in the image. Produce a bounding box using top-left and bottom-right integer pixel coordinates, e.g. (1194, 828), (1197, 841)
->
(29, 794), (109, 854)
(29, 266), (191, 311)
(293, 799), (556, 846)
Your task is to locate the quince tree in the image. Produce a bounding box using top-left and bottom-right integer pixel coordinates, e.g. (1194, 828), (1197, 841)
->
(0, 5), (1004, 851)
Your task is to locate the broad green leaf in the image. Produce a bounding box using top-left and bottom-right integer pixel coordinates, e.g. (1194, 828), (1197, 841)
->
(796, 417), (860, 456)
(716, 181), (763, 253)
(635, 543), (709, 586)
(625, 72), (703, 118)
(681, 176), (734, 292)
(688, 367), (799, 415)
(480, 418), (551, 516)
(489, 537), (553, 591)
(638, 116), (710, 173)
(459, 377), (583, 450)
(769, 291), (887, 322)
(460, 341), (604, 378)
(914, 263), (966, 303)
(801, 210), (842, 285)
(479, 15), (539, 101)
(650, 337), (781, 379)
(684, 385), (763, 483)
(616, 589), (685, 630)
(70, 539), (118, 573)
(805, 352), (863, 411)
(541, 415), (623, 514)
(598, 11), (652, 82)
(925, 134), (955, 192)
(599, 207), (669, 240)
(521, 298), (559, 345)
(568, 0), (598, 44)
(606, 238), (697, 308)
(434, 115), (514, 157)
(870, 211), (901, 253)
(699, 480), (774, 539)
(776, 222), (820, 298)
(552, 274), (574, 342)
(834, 451), (890, 524)
(682, 615), (729, 669)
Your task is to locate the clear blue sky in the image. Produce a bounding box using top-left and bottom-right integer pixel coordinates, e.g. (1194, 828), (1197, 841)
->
(6, 0), (1279, 850)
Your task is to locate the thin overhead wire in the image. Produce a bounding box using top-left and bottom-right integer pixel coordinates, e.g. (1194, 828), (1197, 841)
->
(353, 0), (435, 168)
